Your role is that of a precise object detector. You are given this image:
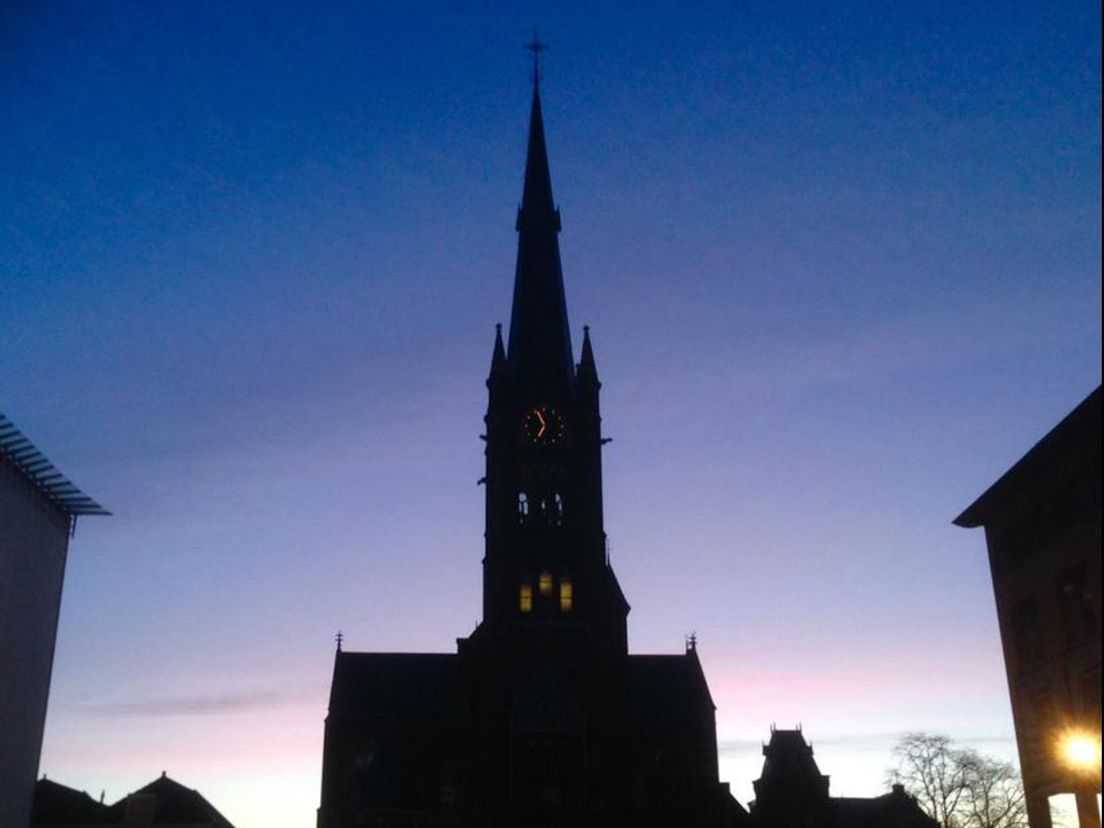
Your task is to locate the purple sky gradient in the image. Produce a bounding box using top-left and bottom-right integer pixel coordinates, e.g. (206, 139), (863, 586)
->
(3, 2), (1100, 825)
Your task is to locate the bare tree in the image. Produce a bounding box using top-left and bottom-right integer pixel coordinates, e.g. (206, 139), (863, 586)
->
(958, 749), (1028, 828)
(889, 733), (970, 827)
(888, 733), (1028, 828)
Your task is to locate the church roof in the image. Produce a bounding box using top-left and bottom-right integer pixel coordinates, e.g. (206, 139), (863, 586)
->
(328, 650), (712, 726)
(626, 653), (715, 721)
(328, 651), (458, 718)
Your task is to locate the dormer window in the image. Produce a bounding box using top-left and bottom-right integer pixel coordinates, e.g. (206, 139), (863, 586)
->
(539, 571), (554, 596)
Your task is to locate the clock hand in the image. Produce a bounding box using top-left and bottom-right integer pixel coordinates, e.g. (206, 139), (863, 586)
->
(536, 410), (546, 438)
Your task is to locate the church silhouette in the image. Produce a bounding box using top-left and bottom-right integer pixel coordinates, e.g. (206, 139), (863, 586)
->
(317, 66), (747, 828)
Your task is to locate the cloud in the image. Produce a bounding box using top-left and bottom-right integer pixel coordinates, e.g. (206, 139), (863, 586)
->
(719, 730), (1016, 756)
(84, 687), (318, 718)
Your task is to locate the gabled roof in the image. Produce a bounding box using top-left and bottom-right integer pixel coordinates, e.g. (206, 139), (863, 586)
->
(626, 652), (715, 722)
(833, 787), (939, 827)
(31, 778), (111, 824)
(104, 773), (235, 827)
(328, 650), (713, 727)
(0, 412), (110, 516)
(328, 651), (458, 718)
(33, 774), (236, 827)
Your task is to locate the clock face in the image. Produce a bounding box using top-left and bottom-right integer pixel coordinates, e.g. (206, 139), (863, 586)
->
(523, 405), (566, 444)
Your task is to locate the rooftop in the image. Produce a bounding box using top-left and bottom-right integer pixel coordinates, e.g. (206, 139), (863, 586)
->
(0, 411), (109, 517)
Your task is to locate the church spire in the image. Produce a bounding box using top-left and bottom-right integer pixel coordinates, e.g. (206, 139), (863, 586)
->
(519, 71), (556, 221)
(507, 46), (574, 397)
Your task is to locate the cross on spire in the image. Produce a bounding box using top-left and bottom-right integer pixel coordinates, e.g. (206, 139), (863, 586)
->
(524, 30), (548, 85)
(335, 630), (343, 651)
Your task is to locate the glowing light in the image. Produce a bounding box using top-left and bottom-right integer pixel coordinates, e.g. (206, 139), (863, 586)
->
(559, 579), (573, 612)
(539, 572), (553, 595)
(1059, 731), (1101, 771)
(519, 584), (532, 612)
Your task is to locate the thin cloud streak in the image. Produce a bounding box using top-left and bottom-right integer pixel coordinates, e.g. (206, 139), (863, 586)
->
(84, 687), (318, 718)
(719, 730), (1016, 754)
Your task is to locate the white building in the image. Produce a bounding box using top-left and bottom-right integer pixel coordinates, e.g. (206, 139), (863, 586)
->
(0, 413), (108, 828)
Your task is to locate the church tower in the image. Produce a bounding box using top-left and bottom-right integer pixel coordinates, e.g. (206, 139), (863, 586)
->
(318, 59), (746, 828)
(479, 75), (629, 655)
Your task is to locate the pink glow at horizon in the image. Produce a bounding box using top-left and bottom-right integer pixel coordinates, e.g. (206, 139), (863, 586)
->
(6, 2), (1099, 826)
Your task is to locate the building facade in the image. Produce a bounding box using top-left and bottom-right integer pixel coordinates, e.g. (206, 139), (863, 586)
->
(317, 80), (747, 827)
(0, 414), (109, 828)
(955, 387), (1102, 828)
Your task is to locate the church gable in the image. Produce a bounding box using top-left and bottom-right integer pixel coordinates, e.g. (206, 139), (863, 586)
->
(327, 652), (458, 719)
(627, 653), (716, 723)
(322, 653), (458, 818)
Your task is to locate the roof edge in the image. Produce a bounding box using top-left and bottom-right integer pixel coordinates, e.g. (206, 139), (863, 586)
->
(953, 385), (1101, 528)
(0, 412), (110, 517)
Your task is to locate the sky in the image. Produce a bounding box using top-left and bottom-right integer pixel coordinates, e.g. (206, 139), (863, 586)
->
(2, 1), (1100, 825)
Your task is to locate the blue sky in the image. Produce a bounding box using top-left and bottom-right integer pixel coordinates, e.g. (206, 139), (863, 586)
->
(2, 2), (1100, 825)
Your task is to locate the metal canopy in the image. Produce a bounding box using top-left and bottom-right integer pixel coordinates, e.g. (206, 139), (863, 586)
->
(0, 412), (110, 516)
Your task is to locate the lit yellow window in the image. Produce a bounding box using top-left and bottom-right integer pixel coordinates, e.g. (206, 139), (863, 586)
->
(519, 584), (533, 613)
(559, 579), (573, 612)
(539, 571), (554, 596)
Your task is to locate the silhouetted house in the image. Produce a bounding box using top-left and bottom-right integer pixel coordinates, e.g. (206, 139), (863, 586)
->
(31, 773), (236, 827)
(1, 414), (109, 828)
(955, 386), (1102, 828)
(30, 777), (111, 826)
(317, 75), (748, 827)
(751, 728), (830, 827)
(749, 727), (938, 828)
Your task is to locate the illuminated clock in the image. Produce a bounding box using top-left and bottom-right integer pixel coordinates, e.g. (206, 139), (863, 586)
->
(522, 405), (566, 444)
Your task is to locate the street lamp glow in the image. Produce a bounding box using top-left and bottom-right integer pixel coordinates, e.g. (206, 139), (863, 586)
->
(1060, 732), (1101, 770)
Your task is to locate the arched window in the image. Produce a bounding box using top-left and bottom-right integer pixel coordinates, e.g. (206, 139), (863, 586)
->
(539, 571), (554, 596)
(519, 583), (533, 613)
(559, 578), (573, 612)
(552, 492), (564, 526)
(517, 492), (529, 523)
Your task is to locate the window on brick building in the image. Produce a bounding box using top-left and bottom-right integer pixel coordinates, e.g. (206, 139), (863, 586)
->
(1011, 596), (1044, 671)
(1057, 562), (1096, 645)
